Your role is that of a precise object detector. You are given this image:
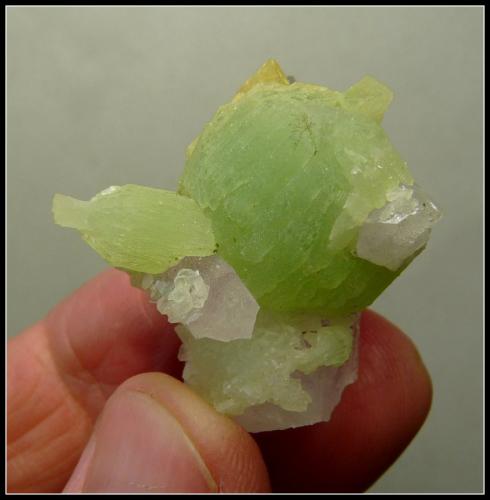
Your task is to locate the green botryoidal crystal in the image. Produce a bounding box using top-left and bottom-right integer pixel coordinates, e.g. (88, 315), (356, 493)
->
(179, 61), (416, 315)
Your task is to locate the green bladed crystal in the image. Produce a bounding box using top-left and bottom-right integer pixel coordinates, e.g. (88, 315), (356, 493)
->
(53, 184), (216, 275)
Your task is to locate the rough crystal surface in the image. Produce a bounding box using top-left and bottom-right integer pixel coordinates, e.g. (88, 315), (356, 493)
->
(356, 184), (442, 270)
(52, 184), (216, 275)
(52, 59), (441, 433)
(176, 311), (357, 420)
(155, 269), (209, 323)
(179, 64), (415, 316)
(235, 316), (359, 432)
(142, 255), (259, 341)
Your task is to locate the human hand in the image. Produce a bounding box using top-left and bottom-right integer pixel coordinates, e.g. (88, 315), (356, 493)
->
(7, 269), (431, 493)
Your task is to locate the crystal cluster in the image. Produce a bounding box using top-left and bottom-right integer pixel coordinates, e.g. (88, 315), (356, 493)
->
(137, 256), (259, 342)
(179, 67), (415, 315)
(178, 312), (359, 432)
(52, 59), (440, 432)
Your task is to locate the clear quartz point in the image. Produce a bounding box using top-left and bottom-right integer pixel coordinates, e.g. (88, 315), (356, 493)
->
(143, 255), (260, 341)
(356, 184), (442, 271)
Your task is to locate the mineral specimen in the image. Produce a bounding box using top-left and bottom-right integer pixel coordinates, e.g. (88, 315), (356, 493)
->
(177, 312), (360, 432)
(137, 255), (259, 342)
(53, 184), (215, 274)
(52, 59), (440, 432)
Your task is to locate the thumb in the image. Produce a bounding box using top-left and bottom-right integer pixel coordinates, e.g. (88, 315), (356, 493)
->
(63, 373), (270, 493)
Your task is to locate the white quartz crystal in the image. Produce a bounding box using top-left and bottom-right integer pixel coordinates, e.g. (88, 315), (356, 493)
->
(143, 255), (259, 341)
(356, 184), (442, 271)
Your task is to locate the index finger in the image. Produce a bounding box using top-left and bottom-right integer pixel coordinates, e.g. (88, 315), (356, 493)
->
(254, 310), (433, 492)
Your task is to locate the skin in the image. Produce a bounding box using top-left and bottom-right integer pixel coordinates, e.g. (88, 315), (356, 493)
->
(7, 268), (432, 493)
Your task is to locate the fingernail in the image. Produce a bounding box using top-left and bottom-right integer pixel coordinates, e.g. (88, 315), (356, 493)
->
(63, 435), (96, 493)
(81, 390), (217, 493)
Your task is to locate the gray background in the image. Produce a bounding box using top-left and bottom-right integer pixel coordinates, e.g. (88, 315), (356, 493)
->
(6, 6), (483, 493)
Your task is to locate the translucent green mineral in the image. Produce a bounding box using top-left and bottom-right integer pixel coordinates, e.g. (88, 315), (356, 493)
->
(53, 184), (216, 274)
(179, 65), (415, 316)
(177, 311), (355, 416)
(52, 59), (440, 432)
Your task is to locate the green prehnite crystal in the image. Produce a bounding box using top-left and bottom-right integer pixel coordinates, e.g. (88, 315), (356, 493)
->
(177, 311), (354, 416)
(179, 60), (414, 315)
(52, 184), (216, 274)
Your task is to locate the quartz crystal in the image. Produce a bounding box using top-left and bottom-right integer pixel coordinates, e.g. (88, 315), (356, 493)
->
(139, 255), (259, 341)
(52, 59), (441, 432)
(356, 184), (442, 270)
